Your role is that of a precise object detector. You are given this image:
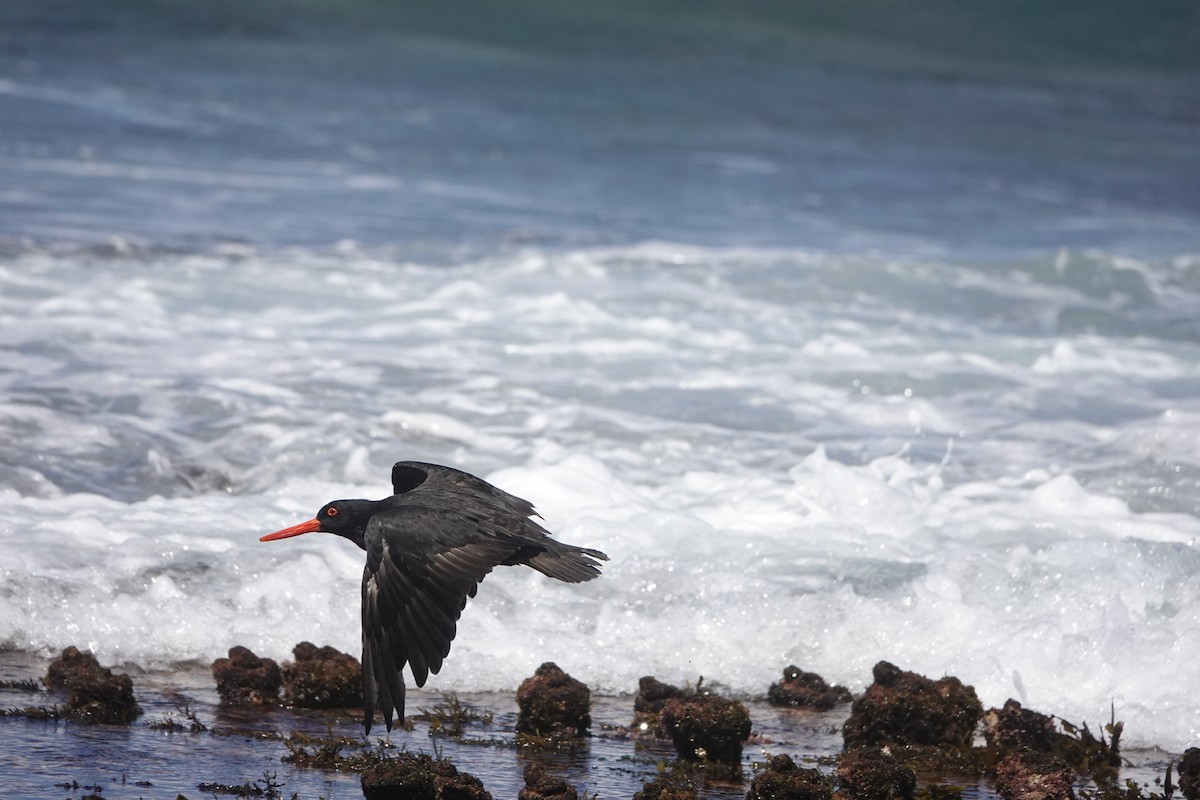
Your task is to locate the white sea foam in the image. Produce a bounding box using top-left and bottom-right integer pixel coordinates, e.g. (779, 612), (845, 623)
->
(0, 246), (1198, 752)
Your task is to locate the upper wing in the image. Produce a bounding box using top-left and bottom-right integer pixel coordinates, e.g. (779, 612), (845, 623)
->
(360, 505), (520, 732)
(392, 461), (539, 520)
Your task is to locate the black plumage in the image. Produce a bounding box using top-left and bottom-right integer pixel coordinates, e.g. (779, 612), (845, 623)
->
(260, 461), (608, 733)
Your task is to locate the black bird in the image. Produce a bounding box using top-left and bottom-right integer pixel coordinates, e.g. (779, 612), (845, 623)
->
(260, 461), (608, 733)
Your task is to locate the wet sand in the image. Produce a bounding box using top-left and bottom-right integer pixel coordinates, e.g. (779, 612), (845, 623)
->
(0, 650), (1174, 800)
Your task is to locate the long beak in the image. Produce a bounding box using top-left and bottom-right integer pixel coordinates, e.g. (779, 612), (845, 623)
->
(260, 518), (322, 542)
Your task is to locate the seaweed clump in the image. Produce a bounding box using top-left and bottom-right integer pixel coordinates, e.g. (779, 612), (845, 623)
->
(44, 645), (142, 724)
(983, 699), (1123, 789)
(211, 646), (281, 705)
(417, 693), (495, 740)
(767, 665), (852, 711)
(282, 730), (390, 772)
(360, 751), (492, 800)
(747, 753), (833, 800)
(518, 762), (579, 800)
(843, 661), (983, 750)
(281, 641), (362, 708)
(516, 662), (591, 743)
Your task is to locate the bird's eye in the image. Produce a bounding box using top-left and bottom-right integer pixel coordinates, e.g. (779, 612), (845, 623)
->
(326, 508), (338, 517)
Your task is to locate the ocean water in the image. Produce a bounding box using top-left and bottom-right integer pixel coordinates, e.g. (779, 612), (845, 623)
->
(1, 1), (1198, 791)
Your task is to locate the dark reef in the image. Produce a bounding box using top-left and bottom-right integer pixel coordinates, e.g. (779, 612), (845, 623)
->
(767, 665), (852, 711)
(360, 751), (492, 800)
(211, 645), (281, 705)
(281, 641), (362, 708)
(631, 770), (701, 800)
(993, 750), (1076, 800)
(843, 660), (983, 749)
(836, 746), (918, 800)
(659, 687), (752, 766)
(519, 762), (580, 800)
(515, 662), (592, 742)
(0, 650), (1190, 800)
(747, 753), (833, 800)
(632, 675), (753, 767)
(1180, 748), (1200, 800)
(44, 645), (141, 724)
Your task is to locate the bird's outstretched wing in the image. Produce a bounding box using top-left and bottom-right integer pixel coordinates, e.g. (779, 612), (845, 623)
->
(360, 505), (518, 733)
(392, 461), (539, 519)
(391, 460), (607, 582)
(362, 461), (609, 733)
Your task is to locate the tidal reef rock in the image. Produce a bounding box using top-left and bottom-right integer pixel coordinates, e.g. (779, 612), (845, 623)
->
(516, 662), (591, 741)
(767, 665), (853, 711)
(281, 641), (362, 708)
(633, 675), (687, 737)
(983, 700), (1059, 753)
(44, 645), (141, 724)
(211, 646), (281, 705)
(747, 754), (833, 800)
(519, 762), (579, 800)
(993, 751), (1075, 800)
(660, 690), (752, 765)
(361, 751), (492, 800)
(636, 675), (687, 715)
(842, 661), (982, 749)
(836, 747), (917, 800)
(632, 771), (700, 800)
(1177, 748), (1200, 800)
(45, 645), (102, 689)
(985, 700), (1122, 784)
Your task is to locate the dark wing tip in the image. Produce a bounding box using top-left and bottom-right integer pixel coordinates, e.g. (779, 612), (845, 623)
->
(527, 545), (609, 583)
(392, 463), (430, 495)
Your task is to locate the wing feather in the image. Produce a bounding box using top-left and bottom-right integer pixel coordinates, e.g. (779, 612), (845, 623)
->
(356, 468), (610, 734)
(359, 507), (521, 731)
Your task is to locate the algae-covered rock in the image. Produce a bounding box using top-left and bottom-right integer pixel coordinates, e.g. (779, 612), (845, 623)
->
(635, 675), (686, 715)
(660, 691), (752, 765)
(747, 754), (833, 800)
(1178, 748), (1200, 800)
(633, 675), (687, 737)
(281, 641), (362, 708)
(361, 751), (491, 800)
(993, 751), (1075, 800)
(516, 662), (591, 741)
(983, 700), (1059, 753)
(842, 661), (982, 749)
(837, 747), (917, 800)
(518, 762), (579, 800)
(211, 645), (281, 705)
(45, 645), (142, 724)
(767, 665), (853, 711)
(632, 771), (700, 800)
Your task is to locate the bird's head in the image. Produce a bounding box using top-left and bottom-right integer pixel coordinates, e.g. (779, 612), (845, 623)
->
(259, 499), (378, 549)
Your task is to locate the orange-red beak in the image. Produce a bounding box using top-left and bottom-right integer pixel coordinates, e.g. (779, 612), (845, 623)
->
(259, 518), (322, 542)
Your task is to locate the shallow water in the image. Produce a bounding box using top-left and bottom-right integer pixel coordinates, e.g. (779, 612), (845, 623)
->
(3, 650), (1176, 800)
(1, 2), (1198, 793)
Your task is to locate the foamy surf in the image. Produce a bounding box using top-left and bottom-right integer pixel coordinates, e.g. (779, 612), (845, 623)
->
(1, 242), (1198, 754)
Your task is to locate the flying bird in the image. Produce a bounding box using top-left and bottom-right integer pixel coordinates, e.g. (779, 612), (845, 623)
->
(260, 461), (608, 733)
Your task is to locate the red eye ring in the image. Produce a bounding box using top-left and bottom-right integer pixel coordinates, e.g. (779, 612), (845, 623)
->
(326, 508), (338, 517)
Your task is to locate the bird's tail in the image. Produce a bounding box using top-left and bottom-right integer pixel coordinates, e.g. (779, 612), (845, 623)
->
(528, 541), (608, 583)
